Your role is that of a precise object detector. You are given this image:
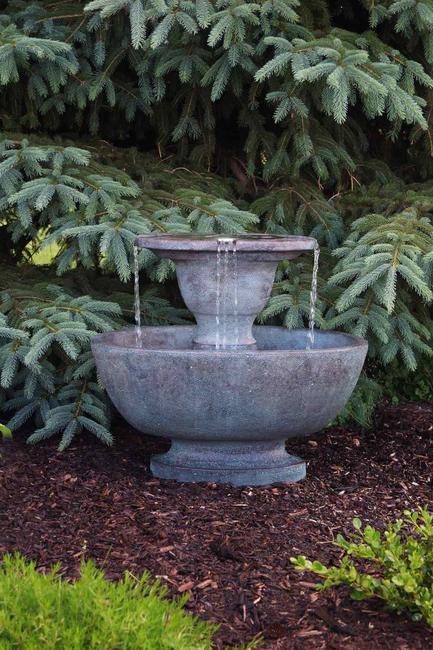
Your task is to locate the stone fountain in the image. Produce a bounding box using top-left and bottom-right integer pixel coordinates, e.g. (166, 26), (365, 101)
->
(92, 234), (367, 486)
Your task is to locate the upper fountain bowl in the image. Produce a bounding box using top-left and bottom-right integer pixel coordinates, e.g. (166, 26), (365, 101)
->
(135, 233), (317, 260)
(135, 233), (317, 348)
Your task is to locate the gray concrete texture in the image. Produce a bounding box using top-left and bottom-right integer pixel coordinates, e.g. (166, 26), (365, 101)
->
(92, 326), (367, 485)
(135, 233), (318, 348)
(92, 234), (367, 485)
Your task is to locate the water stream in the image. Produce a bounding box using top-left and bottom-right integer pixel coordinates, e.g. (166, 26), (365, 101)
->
(232, 239), (239, 347)
(215, 237), (238, 349)
(222, 240), (229, 348)
(133, 244), (142, 347)
(215, 240), (222, 349)
(307, 243), (320, 349)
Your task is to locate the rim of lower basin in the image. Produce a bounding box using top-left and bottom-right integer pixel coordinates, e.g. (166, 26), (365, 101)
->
(92, 326), (368, 354)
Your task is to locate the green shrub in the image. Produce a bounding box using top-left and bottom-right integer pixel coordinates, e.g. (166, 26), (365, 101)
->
(0, 554), (215, 649)
(375, 360), (433, 405)
(291, 507), (433, 627)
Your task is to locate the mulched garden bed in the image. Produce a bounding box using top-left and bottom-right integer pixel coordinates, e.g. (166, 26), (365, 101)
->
(1, 401), (433, 649)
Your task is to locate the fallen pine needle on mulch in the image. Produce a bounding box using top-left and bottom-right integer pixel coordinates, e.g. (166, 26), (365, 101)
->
(1, 401), (433, 649)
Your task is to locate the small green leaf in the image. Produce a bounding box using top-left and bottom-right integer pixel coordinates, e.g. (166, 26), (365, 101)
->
(290, 555), (306, 568)
(353, 517), (362, 530)
(312, 560), (326, 573)
(0, 424), (12, 440)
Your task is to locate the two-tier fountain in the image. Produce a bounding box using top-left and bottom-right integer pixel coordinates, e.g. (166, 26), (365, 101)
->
(92, 234), (367, 486)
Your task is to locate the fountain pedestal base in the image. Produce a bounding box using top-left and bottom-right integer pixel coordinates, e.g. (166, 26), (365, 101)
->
(150, 439), (306, 486)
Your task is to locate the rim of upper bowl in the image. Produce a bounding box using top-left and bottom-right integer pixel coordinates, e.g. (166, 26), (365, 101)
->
(135, 233), (317, 253)
(91, 326), (368, 354)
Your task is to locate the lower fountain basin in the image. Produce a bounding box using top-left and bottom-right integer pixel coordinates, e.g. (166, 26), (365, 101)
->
(92, 326), (367, 486)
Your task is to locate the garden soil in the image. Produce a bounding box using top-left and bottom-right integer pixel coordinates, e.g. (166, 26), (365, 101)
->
(1, 401), (433, 649)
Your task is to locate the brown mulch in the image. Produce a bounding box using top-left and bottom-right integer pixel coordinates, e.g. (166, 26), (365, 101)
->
(1, 402), (433, 649)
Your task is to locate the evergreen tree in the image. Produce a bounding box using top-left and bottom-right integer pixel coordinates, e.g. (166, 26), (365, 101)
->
(0, 0), (432, 446)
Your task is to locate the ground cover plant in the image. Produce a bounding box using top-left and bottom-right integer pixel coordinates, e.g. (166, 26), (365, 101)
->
(292, 506), (433, 628)
(0, 553), (216, 649)
(0, 0), (433, 447)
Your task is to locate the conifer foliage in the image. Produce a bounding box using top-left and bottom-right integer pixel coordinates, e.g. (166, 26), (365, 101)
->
(0, 0), (433, 446)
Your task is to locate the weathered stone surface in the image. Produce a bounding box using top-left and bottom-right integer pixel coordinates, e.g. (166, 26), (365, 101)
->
(135, 233), (316, 348)
(92, 327), (367, 486)
(135, 233), (317, 255)
(93, 234), (367, 485)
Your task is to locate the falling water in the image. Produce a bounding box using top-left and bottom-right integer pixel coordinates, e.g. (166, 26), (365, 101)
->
(215, 237), (238, 349)
(215, 240), (222, 349)
(307, 243), (320, 349)
(222, 241), (230, 348)
(232, 240), (239, 347)
(133, 244), (142, 347)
